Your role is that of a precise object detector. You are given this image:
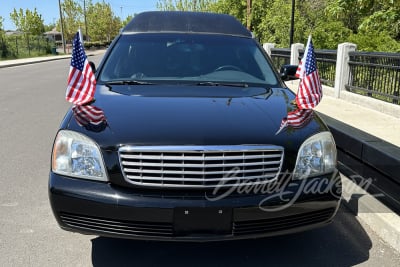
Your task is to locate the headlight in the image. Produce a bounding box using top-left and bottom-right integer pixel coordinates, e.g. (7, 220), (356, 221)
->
(293, 131), (337, 179)
(51, 130), (108, 181)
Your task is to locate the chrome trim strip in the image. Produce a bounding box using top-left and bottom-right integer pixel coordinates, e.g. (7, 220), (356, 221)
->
(123, 167), (279, 175)
(126, 174), (278, 182)
(121, 161), (282, 168)
(120, 154), (282, 161)
(120, 180), (279, 189)
(119, 145), (284, 152)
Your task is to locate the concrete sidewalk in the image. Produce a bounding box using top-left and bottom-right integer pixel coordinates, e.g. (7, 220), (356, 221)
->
(1, 53), (400, 253)
(286, 80), (400, 253)
(286, 80), (400, 148)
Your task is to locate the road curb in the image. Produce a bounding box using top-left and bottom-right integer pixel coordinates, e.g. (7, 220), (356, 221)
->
(0, 51), (104, 69)
(0, 55), (71, 68)
(319, 114), (400, 254)
(340, 165), (400, 254)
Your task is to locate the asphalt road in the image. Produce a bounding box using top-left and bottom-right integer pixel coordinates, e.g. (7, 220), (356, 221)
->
(0, 55), (399, 266)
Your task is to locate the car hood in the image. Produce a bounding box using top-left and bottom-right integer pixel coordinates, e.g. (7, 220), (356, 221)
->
(65, 85), (326, 151)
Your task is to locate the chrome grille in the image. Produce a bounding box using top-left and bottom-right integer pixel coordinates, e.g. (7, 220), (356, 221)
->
(60, 212), (174, 237)
(119, 145), (284, 188)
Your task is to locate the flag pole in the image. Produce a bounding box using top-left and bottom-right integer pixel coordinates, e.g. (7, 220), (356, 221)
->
(78, 28), (83, 44)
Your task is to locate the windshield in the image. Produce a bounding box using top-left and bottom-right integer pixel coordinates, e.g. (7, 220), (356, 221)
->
(99, 33), (279, 87)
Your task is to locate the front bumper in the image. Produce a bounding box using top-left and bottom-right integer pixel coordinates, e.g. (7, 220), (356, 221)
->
(49, 172), (342, 241)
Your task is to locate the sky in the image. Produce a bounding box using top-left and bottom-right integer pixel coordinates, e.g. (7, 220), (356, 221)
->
(0, 0), (160, 30)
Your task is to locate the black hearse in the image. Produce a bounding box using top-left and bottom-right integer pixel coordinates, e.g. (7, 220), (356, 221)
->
(49, 11), (341, 241)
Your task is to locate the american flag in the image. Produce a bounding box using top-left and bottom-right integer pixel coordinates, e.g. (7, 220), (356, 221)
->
(295, 36), (322, 109)
(72, 105), (107, 132)
(275, 109), (314, 135)
(65, 32), (96, 105)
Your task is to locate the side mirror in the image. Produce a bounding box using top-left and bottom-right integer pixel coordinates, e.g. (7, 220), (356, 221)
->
(89, 61), (96, 73)
(280, 64), (298, 81)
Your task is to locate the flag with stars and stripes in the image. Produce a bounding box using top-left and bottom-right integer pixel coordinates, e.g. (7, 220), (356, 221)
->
(295, 35), (322, 109)
(275, 109), (314, 135)
(65, 32), (96, 105)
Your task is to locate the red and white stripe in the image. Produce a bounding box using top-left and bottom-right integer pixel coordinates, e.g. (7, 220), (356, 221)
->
(72, 105), (106, 126)
(294, 35), (322, 110)
(296, 70), (322, 109)
(66, 61), (96, 105)
(276, 109), (314, 135)
(65, 32), (96, 105)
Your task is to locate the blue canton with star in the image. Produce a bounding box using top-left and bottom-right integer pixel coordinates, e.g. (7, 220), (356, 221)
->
(305, 40), (317, 75)
(70, 33), (87, 71)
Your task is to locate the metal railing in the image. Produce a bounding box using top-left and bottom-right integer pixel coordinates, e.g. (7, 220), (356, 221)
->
(270, 48), (290, 71)
(269, 46), (400, 105)
(270, 48), (336, 87)
(314, 50), (337, 87)
(298, 49), (336, 87)
(347, 52), (400, 104)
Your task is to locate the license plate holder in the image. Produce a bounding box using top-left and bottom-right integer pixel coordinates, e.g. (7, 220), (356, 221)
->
(174, 207), (232, 235)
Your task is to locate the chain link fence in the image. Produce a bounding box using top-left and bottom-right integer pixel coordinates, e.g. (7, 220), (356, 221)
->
(0, 34), (54, 59)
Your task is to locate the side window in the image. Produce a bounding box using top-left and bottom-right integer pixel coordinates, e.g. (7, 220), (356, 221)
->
(252, 47), (277, 84)
(234, 47), (264, 80)
(101, 42), (134, 80)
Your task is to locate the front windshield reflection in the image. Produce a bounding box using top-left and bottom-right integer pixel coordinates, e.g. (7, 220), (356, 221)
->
(99, 33), (279, 87)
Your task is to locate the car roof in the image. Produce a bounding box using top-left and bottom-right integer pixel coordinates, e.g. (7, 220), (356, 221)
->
(122, 11), (252, 38)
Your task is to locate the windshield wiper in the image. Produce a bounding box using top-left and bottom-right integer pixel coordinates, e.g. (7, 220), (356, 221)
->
(105, 80), (155, 89)
(196, 81), (248, 88)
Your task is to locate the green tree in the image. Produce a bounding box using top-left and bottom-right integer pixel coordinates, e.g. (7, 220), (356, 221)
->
(325, 0), (363, 33)
(10, 8), (44, 35)
(209, 0), (247, 26)
(349, 31), (400, 52)
(208, 0), (332, 47)
(250, 0), (275, 32)
(157, 0), (216, 11)
(325, 0), (400, 50)
(326, 0), (400, 39)
(255, 0), (310, 47)
(158, 0), (400, 51)
(312, 20), (352, 49)
(59, 0), (121, 43)
(295, 0), (352, 49)
(358, 8), (400, 40)
(61, 0), (83, 41)
(86, 0), (121, 42)
(44, 23), (57, 33)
